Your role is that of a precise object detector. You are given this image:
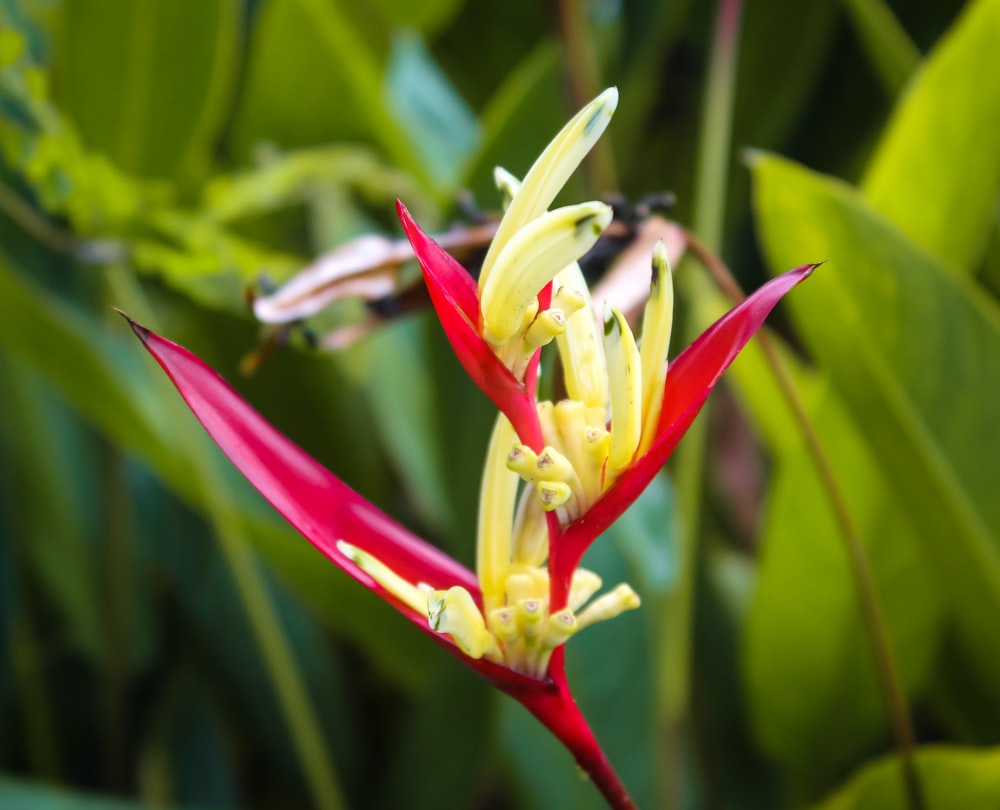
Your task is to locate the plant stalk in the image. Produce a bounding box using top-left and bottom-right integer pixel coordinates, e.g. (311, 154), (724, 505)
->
(685, 233), (925, 810)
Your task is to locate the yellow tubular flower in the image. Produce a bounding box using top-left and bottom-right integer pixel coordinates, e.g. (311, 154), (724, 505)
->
(428, 587), (501, 660)
(477, 415), (519, 614)
(480, 202), (613, 344)
(511, 489), (549, 567)
(554, 263), (609, 410)
(638, 241), (674, 456)
(478, 87), (619, 293)
(603, 304), (643, 479)
(576, 584), (642, 630)
(336, 541), (430, 616)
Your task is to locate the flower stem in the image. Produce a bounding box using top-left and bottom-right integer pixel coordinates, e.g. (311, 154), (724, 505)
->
(684, 233), (926, 810)
(516, 652), (637, 809)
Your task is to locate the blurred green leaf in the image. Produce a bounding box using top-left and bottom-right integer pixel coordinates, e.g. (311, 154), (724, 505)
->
(55, 0), (241, 180)
(862, 0), (1000, 269)
(0, 255), (432, 691)
(376, 660), (491, 810)
(358, 317), (456, 538)
(752, 153), (1000, 693)
(460, 41), (565, 204)
(0, 775), (213, 809)
(230, 0), (428, 188)
(809, 746), (1000, 810)
(840, 0), (920, 97)
(366, 0), (464, 34)
(0, 357), (104, 660)
(745, 382), (944, 794)
(384, 31), (479, 191)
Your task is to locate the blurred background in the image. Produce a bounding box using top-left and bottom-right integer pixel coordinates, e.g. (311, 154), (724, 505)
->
(1, 0), (998, 808)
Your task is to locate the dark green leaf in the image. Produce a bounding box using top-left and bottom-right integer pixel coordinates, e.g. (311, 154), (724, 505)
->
(752, 152), (1000, 695)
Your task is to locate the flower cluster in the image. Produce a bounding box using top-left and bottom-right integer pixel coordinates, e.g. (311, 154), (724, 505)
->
(125, 88), (812, 808)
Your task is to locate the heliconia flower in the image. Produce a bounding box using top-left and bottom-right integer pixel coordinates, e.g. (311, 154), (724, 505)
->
(124, 89), (812, 809)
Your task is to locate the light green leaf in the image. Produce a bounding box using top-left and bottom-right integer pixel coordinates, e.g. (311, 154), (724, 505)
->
(809, 746), (1000, 810)
(55, 0), (242, 179)
(752, 153), (1000, 691)
(862, 0), (1000, 269)
(384, 31), (480, 190)
(230, 0), (429, 188)
(745, 380), (944, 792)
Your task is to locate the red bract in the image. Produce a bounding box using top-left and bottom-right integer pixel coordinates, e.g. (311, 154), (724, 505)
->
(125, 214), (810, 810)
(122, 314), (631, 807)
(397, 201), (544, 450)
(399, 209), (815, 611)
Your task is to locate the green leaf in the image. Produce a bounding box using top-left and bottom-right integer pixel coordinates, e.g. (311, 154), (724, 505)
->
(55, 0), (242, 179)
(809, 746), (1000, 810)
(230, 0), (429, 188)
(745, 381), (944, 794)
(384, 31), (480, 191)
(353, 316), (456, 540)
(0, 775), (213, 810)
(862, 0), (1000, 269)
(0, 357), (104, 660)
(752, 153), (1000, 693)
(365, 0), (464, 34)
(460, 42), (566, 203)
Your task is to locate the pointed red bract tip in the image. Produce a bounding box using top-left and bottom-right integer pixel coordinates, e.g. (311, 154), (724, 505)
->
(551, 262), (814, 596)
(115, 308), (150, 343)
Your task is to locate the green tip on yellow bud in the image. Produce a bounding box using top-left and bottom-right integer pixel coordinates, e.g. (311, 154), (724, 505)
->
(494, 166), (522, 210)
(427, 586), (499, 660)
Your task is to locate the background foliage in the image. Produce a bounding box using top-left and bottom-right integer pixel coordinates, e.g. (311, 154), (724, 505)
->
(0, 0), (998, 808)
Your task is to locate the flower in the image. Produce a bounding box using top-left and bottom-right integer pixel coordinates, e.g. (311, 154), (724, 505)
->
(124, 88), (812, 809)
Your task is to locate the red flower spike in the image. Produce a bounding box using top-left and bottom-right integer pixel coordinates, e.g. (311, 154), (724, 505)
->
(397, 201), (543, 450)
(123, 313), (635, 808)
(548, 263), (817, 608)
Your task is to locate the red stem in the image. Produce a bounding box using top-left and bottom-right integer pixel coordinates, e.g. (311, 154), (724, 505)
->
(510, 653), (637, 810)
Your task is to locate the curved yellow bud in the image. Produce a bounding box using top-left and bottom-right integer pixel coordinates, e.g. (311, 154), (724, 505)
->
(477, 415), (519, 614)
(481, 202), (613, 344)
(638, 240), (674, 456)
(427, 587), (500, 660)
(603, 304), (643, 477)
(479, 87), (619, 292)
(336, 541), (429, 617)
(576, 584), (642, 630)
(554, 263), (609, 410)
